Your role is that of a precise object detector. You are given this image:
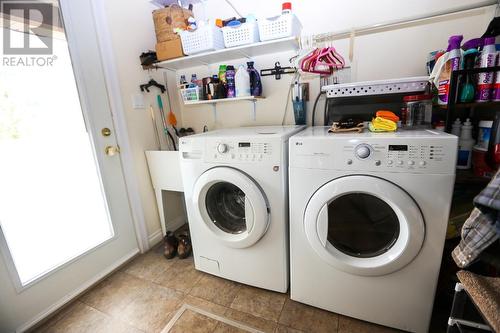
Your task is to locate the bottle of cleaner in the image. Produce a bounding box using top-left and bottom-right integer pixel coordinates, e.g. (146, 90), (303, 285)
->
(225, 65), (236, 98)
(432, 35), (463, 105)
(247, 61), (262, 96)
(217, 65), (227, 98)
(451, 118), (462, 137)
(457, 118), (475, 169)
(282, 2), (292, 14)
(235, 65), (251, 97)
(493, 51), (500, 101)
(475, 37), (497, 102)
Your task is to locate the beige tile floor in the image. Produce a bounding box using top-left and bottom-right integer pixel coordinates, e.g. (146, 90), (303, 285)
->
(32, 245), (402, 333)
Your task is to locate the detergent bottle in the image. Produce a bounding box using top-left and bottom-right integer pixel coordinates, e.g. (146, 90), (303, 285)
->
(226, 65), (236, 98)
(235, 64), (251, 97)
(457, 118), (475, 169)
(432, 35), (463, 106)
(475, 37), (497, 102)
(247, 61), (262, 96)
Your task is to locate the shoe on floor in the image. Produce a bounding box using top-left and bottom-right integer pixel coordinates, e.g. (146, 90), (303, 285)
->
(163, 231), (178, 259)
(177, 232), (192, 259)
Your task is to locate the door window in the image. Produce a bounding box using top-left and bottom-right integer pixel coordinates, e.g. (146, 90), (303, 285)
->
(205, 182), (246, 234)
(0, 19), (114, 286)
(327, 193), (399, 258)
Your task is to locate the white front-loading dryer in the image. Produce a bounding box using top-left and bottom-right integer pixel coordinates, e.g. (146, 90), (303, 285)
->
(289, 127), (458, 332)
(180, 126), (304, 292)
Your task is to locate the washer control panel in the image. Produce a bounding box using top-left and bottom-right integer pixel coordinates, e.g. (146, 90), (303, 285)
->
(205, 139), (279, 164)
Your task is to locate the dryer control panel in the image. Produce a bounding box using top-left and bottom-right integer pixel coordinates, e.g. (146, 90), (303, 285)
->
(344, 142), (448, 171)
(290, 131), (458, 174)
(205, 138), (280, 164)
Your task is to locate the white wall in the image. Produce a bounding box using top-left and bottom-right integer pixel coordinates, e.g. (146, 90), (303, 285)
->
(103, 0), (496, 239)
(104, 0), (186, 240)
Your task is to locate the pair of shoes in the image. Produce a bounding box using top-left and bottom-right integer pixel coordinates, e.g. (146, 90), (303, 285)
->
(163, 231), (192, 259)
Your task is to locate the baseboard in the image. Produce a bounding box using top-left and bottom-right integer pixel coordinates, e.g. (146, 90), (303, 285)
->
(148, 229), (164, 248)
(148, 216), (186, 248)
(17, 248), (140, 333)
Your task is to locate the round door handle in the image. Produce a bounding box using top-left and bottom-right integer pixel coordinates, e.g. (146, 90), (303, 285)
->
(105, 145), (120, 156)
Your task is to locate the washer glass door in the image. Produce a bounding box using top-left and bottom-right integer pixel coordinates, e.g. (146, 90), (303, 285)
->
(305, 175), (425, 276)
(193, 167), (269, 248)
(205, 181), (249, 234)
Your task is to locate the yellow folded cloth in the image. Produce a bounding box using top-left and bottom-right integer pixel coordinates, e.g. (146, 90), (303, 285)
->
(369, 116), (397, 132)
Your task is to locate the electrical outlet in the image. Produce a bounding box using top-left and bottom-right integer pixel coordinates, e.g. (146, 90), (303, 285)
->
(132, 94), (145, 109)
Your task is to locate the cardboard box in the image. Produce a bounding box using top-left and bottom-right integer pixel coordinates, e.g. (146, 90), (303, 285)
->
(155, 38), (184, 61)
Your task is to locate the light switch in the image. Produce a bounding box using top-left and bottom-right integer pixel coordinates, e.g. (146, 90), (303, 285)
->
(132, 94), (145, 109)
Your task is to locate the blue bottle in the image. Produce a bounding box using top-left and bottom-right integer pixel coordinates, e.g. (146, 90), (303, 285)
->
(247, 61), (262, 96)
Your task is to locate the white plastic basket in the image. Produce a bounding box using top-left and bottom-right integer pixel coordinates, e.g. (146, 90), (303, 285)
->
(180, 25), (224, 55)
(180, 86), (201, 103)
(258, 14), (302, 41)
(222, 21), (260, 48)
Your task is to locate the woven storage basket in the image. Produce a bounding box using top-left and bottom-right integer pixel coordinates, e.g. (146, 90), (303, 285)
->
(152, 5), (193, 43)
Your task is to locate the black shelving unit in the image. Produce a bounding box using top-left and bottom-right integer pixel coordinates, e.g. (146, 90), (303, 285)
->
(445, 66), (500, 132)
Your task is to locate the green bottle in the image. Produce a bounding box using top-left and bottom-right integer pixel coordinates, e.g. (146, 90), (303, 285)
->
(218, 65), (227, 84)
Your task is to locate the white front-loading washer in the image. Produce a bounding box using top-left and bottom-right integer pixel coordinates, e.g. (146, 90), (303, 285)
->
(289, 127), (458, 332)
(180, 126), (304, 292)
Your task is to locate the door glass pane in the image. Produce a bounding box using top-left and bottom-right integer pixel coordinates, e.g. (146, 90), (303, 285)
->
(327, 193), (399, 258)
(0, 19), (113, 286)
(205, 182), (246, 234)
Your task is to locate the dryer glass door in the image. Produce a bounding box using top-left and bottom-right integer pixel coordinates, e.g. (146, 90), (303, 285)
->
(193, 167), (269, 249)
(305, 175), (425, 276)
(327, 193), (400, 258)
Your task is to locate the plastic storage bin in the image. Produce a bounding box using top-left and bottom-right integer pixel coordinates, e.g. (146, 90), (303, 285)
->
(258, 14), (302, 41)
(180, 86), (201, 103)
(222, 21), (260, 48)
(180, 25), (224, 55)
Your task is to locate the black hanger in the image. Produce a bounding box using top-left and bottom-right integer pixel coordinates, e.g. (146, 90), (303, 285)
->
(260, 62), (296, 80)
(482, 17), (500, 37)
(140, 78), (166, 93)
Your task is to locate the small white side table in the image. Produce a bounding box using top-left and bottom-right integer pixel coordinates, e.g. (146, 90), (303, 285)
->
(145, 151), (184, 237)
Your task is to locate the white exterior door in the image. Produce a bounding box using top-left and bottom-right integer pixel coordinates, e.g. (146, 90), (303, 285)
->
(0, 0), (139, 331)
(192, 167), (269, 249)
(304, 175), (425, 276)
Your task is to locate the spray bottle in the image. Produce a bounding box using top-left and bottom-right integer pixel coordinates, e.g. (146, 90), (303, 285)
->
(475, 37), (497, 102)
